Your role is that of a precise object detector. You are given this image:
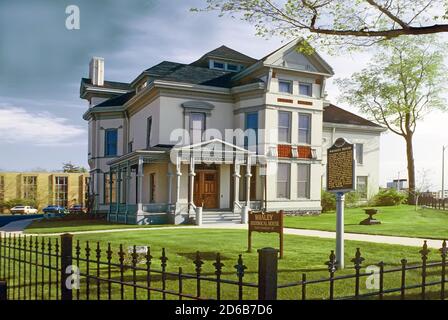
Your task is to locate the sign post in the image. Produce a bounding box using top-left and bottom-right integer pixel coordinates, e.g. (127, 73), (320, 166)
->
(248, 211), (284, 259)
(327, 138), (355, 269)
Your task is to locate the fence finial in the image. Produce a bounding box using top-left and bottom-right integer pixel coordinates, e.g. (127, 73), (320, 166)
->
(234, 254), (247, 278)
(440, 240), (447, 257)
(213, 253), (224, 276)
(419, 241), (430, 259)
(325, 250), (337, 273)
(351, 248), (365, 269)
(194, 251), (204, 275)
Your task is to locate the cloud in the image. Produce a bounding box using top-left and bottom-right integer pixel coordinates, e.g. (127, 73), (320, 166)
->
(0, 105), (86, 146)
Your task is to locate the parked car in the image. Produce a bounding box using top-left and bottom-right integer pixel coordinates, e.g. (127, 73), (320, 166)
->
(69, 204), (87, 214)
(10, 206), (38, 215)
(42, 205), (67, 214)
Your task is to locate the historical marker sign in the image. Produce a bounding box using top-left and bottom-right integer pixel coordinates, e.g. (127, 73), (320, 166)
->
(248, 211), (284, 258)
(327, 138), (355, 193)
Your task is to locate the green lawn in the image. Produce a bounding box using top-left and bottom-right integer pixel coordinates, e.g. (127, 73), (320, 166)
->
(284, 205), (448, 240)
(24, 218), (178, 234)
(6, 228), (443, 300)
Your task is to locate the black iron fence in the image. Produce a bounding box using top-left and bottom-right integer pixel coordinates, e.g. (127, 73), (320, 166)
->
(420, 195), (448, 210)
(0, 233), (447, 300)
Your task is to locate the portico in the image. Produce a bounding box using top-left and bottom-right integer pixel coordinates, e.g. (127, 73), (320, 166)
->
(106, 139), (261, 225)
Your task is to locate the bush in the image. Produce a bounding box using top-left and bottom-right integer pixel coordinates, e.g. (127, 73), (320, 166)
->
(3, 198), (38, 210)
(372, 189), (406, 206)
(345, 192), (361, 208)
(321, 191), (336, 212)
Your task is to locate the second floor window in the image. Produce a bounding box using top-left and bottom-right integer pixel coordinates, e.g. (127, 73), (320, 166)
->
(105, 129), (118, 157)
(278, 111), (291, 143)
(278, 80), (292, 94)
(299, 113), (311, 144)
(245, 112), (258, 152)
(23, 176), (37, 200)
(146, 117), (152, 149)
(190, 113), (205, 144)
(299, 82), (312, 96)
(355, 143), (364, 164)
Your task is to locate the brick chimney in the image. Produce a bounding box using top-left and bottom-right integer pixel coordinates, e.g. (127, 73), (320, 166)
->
(89, 57), (104, 86)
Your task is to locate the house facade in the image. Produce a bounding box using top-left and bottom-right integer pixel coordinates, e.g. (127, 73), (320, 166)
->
(81, 39), (385, 225)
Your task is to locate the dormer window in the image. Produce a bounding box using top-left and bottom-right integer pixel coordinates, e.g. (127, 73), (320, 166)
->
(213, 61), (225, 70)
(210, 60), (243, 72)
(227, 64), (239, 71)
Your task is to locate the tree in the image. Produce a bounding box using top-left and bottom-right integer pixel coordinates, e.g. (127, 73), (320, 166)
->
(413, 168), (433, 210)
(196, 0), (448, 49)
(62, 162), (87, 173)
(337, 36), (447, 204)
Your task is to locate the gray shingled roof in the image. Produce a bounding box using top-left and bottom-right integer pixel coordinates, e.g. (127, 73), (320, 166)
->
(144, 61), (185, 77)
(323, 104), (382, 128)
(159, 65), (234, 88)
(81, 78), (131, 91)
(191, 45), (257, 67)
(94, 91), (135, 108)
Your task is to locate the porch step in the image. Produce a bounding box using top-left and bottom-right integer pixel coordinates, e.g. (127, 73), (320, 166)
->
(201, 211), (242, 224)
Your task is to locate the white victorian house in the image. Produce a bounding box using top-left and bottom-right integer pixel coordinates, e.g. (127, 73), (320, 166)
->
(81, 39), (386, 225)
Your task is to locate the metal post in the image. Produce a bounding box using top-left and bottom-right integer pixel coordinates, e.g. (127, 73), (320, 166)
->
(0, 280), (6, 300)
(258, 248), (278, 300)
(60, 233), (73, 301)
(336, 192), (345, 269)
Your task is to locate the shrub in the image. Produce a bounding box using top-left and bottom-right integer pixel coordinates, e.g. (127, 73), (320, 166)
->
(321, 191), (336, 212)
(345, 192), (361, 208)
(372, 189), (406, 206)
(4, 198), (38, 210)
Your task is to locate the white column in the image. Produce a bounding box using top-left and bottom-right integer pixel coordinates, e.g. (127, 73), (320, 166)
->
(245, 155), (252, 208)
(175, 156), (182, 212)
(167, 163), (173, 211)
(137, 156), (144, 214)
(189, 153), (196, 214)
(125, 163), (131, 223)
(233, 164), (241, 213)
(336, 192), (345, 269)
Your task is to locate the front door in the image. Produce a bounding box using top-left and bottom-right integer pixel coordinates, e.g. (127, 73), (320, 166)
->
(194, 171), (218, 209)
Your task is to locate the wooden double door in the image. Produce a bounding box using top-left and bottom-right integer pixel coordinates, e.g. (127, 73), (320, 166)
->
(193, 170), (218, 209)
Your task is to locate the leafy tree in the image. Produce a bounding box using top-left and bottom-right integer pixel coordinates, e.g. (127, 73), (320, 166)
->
(337, 36), (447, 204)
(196, 0), (448, 50)
(62, 162), (87, 173)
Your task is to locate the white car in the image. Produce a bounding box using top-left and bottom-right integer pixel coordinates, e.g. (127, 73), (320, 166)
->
(10, 206), (38, 215)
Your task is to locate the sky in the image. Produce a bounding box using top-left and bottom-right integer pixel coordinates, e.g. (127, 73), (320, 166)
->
(0, 0), (447, 189)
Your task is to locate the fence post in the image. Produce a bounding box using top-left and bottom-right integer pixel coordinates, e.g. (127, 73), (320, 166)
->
(0, 280), (6, 300)
(60, 234), (73, 301)
(258, 248), (278, 300)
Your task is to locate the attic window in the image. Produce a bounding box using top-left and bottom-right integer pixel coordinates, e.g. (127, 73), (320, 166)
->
(210, 60), (242, 72)
(227, 64), (238, 71)
(213, 61), (225, 70)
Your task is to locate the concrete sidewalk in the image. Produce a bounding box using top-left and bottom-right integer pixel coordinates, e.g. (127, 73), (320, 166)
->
(4, 221), (442, 249)
(0, 219), (39, 236)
